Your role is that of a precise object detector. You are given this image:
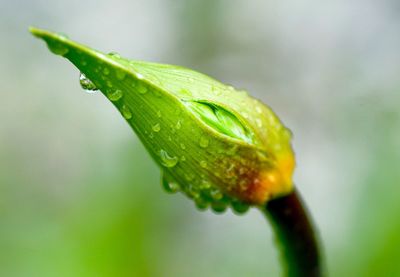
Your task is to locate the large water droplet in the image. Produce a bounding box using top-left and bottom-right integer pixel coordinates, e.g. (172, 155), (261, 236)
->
(121, 105), (132, 119)
(162, 175), (180, 193)
(152, 123), (161, 132)
(79, 73), (98, 93)
(108, 89), (123, 101)
(46, 40), (69, 56)
(160, 149), (178, 168)
(199, 136), (209, 148)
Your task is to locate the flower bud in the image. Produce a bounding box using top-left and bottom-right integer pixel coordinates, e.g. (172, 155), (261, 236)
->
(31, 27), (295, 212)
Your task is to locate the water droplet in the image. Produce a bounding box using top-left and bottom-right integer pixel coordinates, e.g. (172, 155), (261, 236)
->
(103, 68), (110, 75)
(200, 179), (211, 189)
(160, 149), (179, 168)
(152, 123), (161, 132)
(199, 136), (209, 148)
(195, 197), (209, 210)
(181, 156), (186, 162)
(108, 89), (123, 101)
(108, 51), (121, 59)
(256, 106), (262, 114)
(162, 175), (180, 193)
(106, 80), (113, 88)
(211, 201), (227, 213)
(137, 84), (147, 94)
(156, 110), (162, 118)
(231, 200), (250, 214)
(136, 73), (144, 79)
(184, 173), (194, 181)
(121, 105), (132, 119)
(176, 120), (182, 130)
(210, 188), (223, 200)
(256, 118), (263, 128)
(180, 143), (186, 150)
(79, 73), (98, 93)
(200, 161), (207, 168)
(187, 184), (200, 199)
(116, 70), (126, 80)
(46, 41), (69, 56)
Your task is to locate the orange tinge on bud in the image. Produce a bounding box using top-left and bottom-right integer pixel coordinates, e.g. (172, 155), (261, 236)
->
(232, 151), (295, 205)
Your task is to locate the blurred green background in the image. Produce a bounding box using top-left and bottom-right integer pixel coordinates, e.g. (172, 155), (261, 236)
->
(1, 0), (399, 276)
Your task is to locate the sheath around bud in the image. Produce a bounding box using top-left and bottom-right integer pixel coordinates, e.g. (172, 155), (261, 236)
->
(31, 27), (295, 212)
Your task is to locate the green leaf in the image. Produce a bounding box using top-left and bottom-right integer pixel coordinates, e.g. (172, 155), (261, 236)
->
(30, 27), (296, 209)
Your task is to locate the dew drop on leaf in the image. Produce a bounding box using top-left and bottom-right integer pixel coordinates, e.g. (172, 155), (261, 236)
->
(152, 123), (161, 132)
(195, 197), (209, 210)
(120, 105), (132, 119)
(46, 41), (69, 56)
(200, 160), (207, 168)
(210, 188), (223, 200)
(162, 174), (180, 193)
(211, 201), (227, 213)
(199, 136), (209, 148)
(108, 51), (121, 59)
(231, 200), (250, 214)
(160, 149), (179, 168)
(137, 84), (148, 94)
(116, 70), (126, 80)
(107, 89), (123, 101)
(79, 73), (98, 93)
(103, 67), (110, 75)
(176, 120), (182, 130)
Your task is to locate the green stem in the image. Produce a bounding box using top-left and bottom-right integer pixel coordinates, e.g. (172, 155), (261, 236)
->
(263, 189), (322, 276)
